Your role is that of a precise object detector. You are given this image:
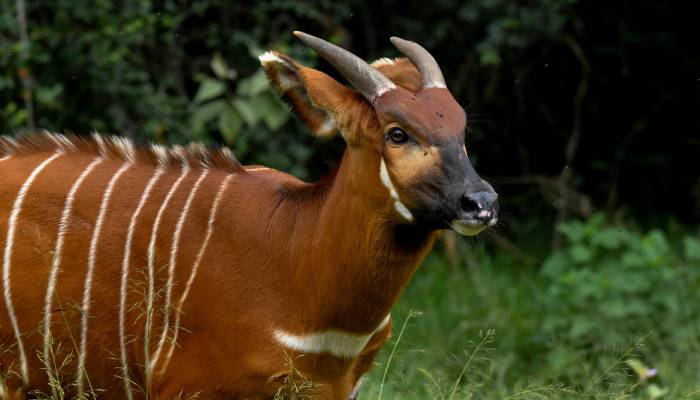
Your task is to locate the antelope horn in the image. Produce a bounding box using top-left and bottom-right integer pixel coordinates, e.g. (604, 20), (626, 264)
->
(293, 31), (396, 102)
(390, 36), (446, 89)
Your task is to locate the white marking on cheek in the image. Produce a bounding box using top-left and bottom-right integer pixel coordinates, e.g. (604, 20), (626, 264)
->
(379, 158), (414, 222)
(3, 152), (62, 385)
(393, 202), (413, 222)
(0, 155), (11, 162)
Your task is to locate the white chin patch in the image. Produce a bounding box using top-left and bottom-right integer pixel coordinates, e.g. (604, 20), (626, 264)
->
(450, 221), (486, 236)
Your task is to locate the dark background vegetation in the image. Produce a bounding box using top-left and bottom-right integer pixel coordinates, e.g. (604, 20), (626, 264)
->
(1, 1), (699, 398)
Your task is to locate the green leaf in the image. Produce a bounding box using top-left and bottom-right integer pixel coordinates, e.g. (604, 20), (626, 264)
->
(479, 49), (501, 66)
(569, 244), (594, 264)
(260, 93), (289, 130)
(557, 220), (587, 243)
(211, 53), (235, 80)
(232, 98), (261, 125)
(194, 78), (225, 103)
(642, 230), (671, 265)
(585, 212), (606, 234)
(191, 99), (226, 132)
(591, 228), (628, 250)
(541, 251), (569, 277)
(35, 84), (64, 106)
(684, 236), (700, 261)
(569, 317), (595, 339)
(647, 384), (668, 399)
(218, 108), (242, 144)
(236, 70), (269, 97)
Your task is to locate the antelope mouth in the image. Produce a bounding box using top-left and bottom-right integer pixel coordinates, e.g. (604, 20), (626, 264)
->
(449, 216), (496, 236)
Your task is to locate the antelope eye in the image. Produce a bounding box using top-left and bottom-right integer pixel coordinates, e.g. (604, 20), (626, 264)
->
(387, 128), (408, 144)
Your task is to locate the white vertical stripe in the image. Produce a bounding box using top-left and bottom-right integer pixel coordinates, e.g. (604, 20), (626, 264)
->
(76, 163), (131, 396)
(2, 152), (62, 384)
(160, 174), (232, 375)
(42, 156), (103, 397)
(118, 167), (165, 400)
(150, 169), (209, 373)
(379, 158), (414, 221)
(144, 165), (190, 389)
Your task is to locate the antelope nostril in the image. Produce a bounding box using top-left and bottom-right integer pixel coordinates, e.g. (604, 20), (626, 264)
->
(461, 191), (497, 218)
(460, 195), (480, 213)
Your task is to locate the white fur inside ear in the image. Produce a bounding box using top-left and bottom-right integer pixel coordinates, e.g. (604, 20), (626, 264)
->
(258, 51), (286, 65)
(259, 51), (300, 91)
(277, 72), (300, 91)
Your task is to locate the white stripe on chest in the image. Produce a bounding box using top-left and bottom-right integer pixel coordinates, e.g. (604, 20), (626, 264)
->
(274, 315), (391, 359)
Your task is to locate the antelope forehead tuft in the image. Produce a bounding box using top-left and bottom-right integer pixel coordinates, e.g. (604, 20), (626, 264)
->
(259, 51), (287, 66)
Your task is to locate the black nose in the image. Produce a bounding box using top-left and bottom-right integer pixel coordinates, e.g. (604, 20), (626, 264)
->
(461, 191), (498, 221)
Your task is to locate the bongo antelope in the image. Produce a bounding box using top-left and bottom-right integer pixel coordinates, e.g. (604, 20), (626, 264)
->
(0, 31), (497, 399)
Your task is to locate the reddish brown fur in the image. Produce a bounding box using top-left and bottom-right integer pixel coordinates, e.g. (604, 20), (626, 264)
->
(0, 51), (464, 399)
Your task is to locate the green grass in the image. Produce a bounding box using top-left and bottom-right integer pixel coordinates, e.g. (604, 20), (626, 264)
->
(360, 234), (700, 399)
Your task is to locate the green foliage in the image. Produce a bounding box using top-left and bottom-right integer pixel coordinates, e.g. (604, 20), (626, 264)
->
(362, 216), (700, 399)
(541, 214), (700, 350)
(0, 0), (352, 178)
(456, 0), (577, 66)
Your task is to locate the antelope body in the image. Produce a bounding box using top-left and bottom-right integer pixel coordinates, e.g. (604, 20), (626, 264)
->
(0, 32), (497, 399)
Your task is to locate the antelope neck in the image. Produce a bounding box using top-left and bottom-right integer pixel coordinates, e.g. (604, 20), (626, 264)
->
(300, 147), (435, 332)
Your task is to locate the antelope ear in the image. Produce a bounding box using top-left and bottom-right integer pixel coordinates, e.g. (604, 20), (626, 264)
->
(370, 57), (422, 93)
(259, 51), (369, 142)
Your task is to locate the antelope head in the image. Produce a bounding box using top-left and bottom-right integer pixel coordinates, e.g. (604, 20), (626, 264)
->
(260, 31), (498, 236)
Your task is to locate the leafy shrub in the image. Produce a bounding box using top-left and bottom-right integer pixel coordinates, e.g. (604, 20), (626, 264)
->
(539, 214), (700, 372)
